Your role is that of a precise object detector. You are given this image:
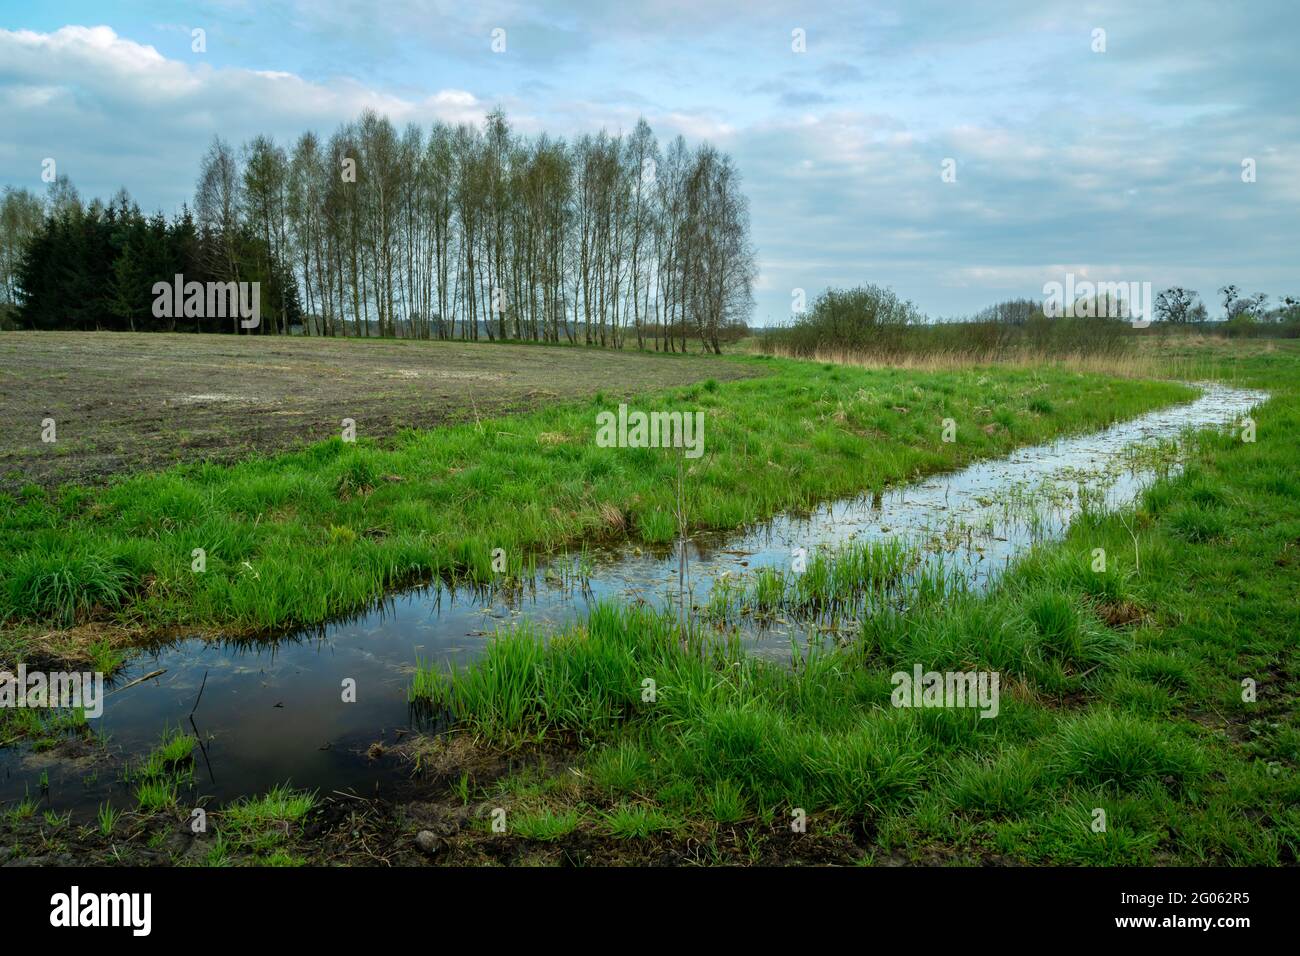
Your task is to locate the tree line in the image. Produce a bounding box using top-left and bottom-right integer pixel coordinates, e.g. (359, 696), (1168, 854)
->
(1, 109), (757, 352)
(5, 178), (300, 334)
(968, 287), (1298, 328)
(763, 282), (1300, 359)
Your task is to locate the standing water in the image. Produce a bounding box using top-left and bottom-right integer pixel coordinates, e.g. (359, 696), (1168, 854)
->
(0, 382), (1266, 813)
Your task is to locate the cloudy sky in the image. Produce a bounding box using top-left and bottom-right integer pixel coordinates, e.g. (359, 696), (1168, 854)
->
(2, 1), (1296, 323)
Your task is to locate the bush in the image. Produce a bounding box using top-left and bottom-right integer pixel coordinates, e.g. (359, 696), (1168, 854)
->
(768, 284), (920, 356)
(762, 285), (1133, 359)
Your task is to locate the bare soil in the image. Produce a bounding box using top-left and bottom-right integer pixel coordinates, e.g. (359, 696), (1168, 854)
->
(0, 332), (756, 491)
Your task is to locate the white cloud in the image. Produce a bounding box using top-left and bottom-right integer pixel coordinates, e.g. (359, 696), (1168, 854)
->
(1, 7), (1297, 323)
(0, 25), (490, 210)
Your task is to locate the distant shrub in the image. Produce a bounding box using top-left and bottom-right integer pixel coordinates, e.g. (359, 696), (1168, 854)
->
(762, 285), (1134, 360)
(769, 284), (921, 356)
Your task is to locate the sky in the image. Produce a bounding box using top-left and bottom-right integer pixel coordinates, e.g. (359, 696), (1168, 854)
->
(1, 0), (1296, 324)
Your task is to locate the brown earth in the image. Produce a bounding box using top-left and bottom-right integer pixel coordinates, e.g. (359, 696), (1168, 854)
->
(0, 332), (758, 492)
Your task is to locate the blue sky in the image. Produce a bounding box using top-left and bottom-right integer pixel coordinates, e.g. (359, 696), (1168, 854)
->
(2, 1), (1296, 323)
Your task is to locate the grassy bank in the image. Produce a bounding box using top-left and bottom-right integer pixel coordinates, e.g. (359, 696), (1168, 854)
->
(405, 345), (1299, 865)
(0, 355), (1191, 662)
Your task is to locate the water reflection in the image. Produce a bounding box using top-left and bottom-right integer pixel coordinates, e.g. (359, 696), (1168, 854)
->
(0, 382), (1266, 813)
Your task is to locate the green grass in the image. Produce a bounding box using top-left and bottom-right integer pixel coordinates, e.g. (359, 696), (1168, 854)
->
(204, 831), (232, 867)
(600, 803), (682, 839)
(408, 344), (1300, 864)
(705, 778), (749, 824)
(42, 808), (70, 828)
(127, 724), (196, 781)
(507, 807), (581, 841)
(707, 537), (923, 623)
(125, 724), (197, 812)
(216, 784), (317, 859)
(2, 549), (134, 627)
(4, 794), (38, 824)
(152, 724), (198, 764)
(135, 777), (178, 812)
(0, 700), (89, 750)
(0, 357), (1191, 648)
(1048, 710), (1208, 790)
(97, 801), (121, 836)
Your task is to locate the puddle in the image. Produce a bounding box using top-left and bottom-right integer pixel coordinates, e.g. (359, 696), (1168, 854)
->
(0, 382), (1267, 814)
